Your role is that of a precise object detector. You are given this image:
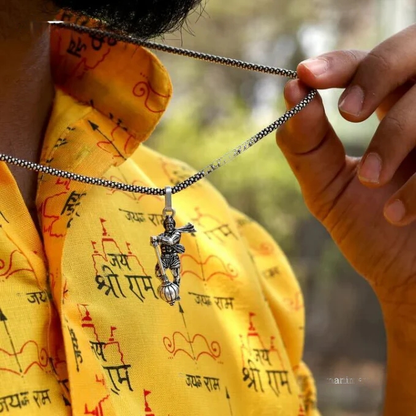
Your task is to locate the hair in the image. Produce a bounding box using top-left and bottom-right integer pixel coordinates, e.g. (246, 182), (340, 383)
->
(52, 0), (203, 39)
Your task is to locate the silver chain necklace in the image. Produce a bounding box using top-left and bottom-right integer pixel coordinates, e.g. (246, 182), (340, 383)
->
(8, 22), (316, 306)
(4, 22), (317, 197)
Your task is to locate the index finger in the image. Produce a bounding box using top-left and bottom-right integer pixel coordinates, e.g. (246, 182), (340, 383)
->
(297, 49), (367, 89)
(298, 25), (416, 123)
(324, 26), (416, 122)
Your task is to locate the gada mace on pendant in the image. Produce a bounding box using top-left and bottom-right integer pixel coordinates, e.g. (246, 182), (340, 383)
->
(150, 187), (196, 306)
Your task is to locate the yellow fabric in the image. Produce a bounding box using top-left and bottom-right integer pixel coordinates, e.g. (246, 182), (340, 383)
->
(0, 23), (319, 415)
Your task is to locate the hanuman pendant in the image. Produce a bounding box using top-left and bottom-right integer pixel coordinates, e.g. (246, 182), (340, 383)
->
(150, 187), (196, 306)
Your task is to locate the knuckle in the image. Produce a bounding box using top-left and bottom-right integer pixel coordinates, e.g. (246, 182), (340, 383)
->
(322, 49), (365, 68)
(382, 114), (407, 135)
(366, 50), (392, 74)
(342, 49), (366, 65)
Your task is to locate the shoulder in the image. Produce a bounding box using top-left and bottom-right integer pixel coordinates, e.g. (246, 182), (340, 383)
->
(231, 208), (305, 369)
(232, 208), (297, 282)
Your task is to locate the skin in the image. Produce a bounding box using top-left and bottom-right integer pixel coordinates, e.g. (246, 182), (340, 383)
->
(0, 1), (55, 222)
(277, 24), (416, 415)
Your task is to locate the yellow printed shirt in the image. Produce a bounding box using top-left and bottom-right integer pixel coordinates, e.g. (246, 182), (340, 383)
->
(0, 23), (319, 416)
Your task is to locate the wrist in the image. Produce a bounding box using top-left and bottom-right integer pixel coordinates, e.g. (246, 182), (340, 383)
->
(372, 277), (416, 314)
(379, 301), (416, 415)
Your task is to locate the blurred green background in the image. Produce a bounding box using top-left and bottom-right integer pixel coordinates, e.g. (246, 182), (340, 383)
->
(148, 0), (416, 414)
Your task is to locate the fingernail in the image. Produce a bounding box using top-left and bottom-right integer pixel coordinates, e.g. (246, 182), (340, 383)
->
(300, 58), (328, 77)
(359, 153), (382, 183)
(339, 85), (365, 116)
(385, 199), (406, 223)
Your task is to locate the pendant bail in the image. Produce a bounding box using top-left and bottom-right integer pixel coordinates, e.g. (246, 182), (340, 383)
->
(162, 186), (176, 218)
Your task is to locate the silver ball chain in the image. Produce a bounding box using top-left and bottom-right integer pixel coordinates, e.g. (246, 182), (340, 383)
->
(1, 22), (317, 196)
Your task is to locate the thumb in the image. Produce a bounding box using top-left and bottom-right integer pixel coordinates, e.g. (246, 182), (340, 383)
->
(276, 80), (352, 221)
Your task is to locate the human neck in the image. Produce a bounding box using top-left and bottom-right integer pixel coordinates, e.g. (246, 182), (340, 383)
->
(0, 2), (55, 218)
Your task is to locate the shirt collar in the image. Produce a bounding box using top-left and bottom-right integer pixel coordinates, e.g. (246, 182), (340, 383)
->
(48, 19), (172, 161)
(35, 21), (172, 246)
